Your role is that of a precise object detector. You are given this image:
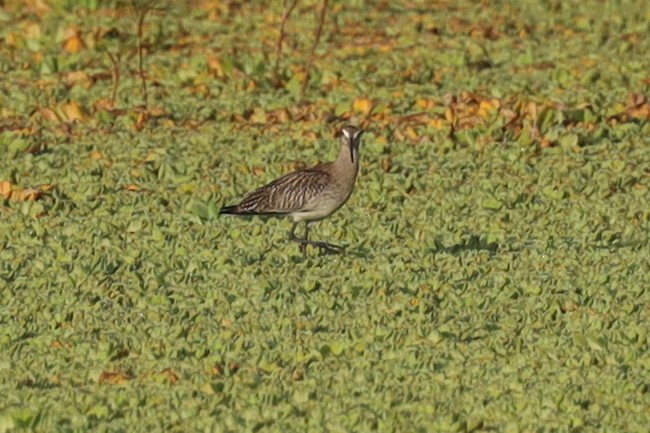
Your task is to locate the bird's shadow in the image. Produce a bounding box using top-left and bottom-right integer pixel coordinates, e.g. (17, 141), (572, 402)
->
(429, 235), (499, 254)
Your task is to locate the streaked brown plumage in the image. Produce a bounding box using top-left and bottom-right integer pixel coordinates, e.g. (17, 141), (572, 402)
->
(221, 125), (364, 256)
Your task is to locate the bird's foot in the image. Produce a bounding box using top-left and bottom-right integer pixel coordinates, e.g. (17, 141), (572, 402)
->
(310, 241), (345, 254)
(290, 238), (345, 256)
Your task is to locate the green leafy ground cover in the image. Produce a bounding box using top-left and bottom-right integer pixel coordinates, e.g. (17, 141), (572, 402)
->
(1, 0), (650, 431)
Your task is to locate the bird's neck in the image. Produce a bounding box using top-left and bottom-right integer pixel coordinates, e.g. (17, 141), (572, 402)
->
(334, 143), (360, 182)
(338, 142), (359, 164)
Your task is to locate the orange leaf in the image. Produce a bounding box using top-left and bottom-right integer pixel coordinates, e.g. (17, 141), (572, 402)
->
(353, 97), (374, 115)
(428, 117), (447, 129)
(416, 98), (438, 109)
(64, 34), (86, 54)
(478, 99), (500, 117)
(90, 150), (104, 160)
(124, 184), (139, 192)
(63, 26), (86, 54)
(12, 188), (42, 202)
(0, 181), (12, 199)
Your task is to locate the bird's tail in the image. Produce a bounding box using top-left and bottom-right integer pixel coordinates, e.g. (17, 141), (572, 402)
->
(220, 205), (263, 215)
(220, 204), (283, 217)
(220, 205), (241, 215)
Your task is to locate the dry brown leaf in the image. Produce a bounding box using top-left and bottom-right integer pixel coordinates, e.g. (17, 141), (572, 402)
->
(627, 94), (650, 119)
(540, 138), (554, 148)
(98, 371), (133, 385)
(134, 112), (148, 130)
(627, 93), (646, 108)
(207, 56), (228, 78)
(381, 157), (392, 172)
(249, 107), (266, 124)
(404, 126), (419, 141)
(159, 368), (179, 384)
(5, 32), (20, 47)
(65, 70), (92, 88)
(629, 105), (650, 119)
(162, 118), (176, 128)
(38, 107), (60, 122)
(147, 106), (166, 117)
(61, 101), (85, 122)
(191, 83), (210, 98)
(266, 108), (290, 124)
(94, 98), (116, 111)
(444, 107), (456, 126)
(24, 22), (42, 39)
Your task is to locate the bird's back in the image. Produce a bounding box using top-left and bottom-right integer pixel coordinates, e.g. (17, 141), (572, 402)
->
(221, 164), (333, 216)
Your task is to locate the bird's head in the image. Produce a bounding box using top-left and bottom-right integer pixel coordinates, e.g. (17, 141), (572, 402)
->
(338, 125), (364, 163)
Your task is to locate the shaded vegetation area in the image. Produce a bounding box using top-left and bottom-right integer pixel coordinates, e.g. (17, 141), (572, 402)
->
(1, 0), (650, 431)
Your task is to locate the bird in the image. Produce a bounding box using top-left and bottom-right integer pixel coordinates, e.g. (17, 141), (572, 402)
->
(220, 125), (364, 256)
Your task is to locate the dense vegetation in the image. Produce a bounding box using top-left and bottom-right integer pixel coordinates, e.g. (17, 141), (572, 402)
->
(1, 0), (649, 431)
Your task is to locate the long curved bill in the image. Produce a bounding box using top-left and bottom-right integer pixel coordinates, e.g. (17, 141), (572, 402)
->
(350, 130), (364, 163)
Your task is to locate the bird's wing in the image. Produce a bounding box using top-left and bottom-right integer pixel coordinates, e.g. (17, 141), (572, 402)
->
(235, 168), (332, 214)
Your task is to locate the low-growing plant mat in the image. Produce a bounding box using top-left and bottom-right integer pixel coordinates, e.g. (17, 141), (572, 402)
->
(1, 0), (650, 431)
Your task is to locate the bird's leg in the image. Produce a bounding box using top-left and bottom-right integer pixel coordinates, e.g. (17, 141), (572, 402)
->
(289, 221), (300, 242)
(301, 223), (309, 257)
(309, 239), (345, 253)
(288, 221), (344, 255)
(289, 221), (307, 257)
